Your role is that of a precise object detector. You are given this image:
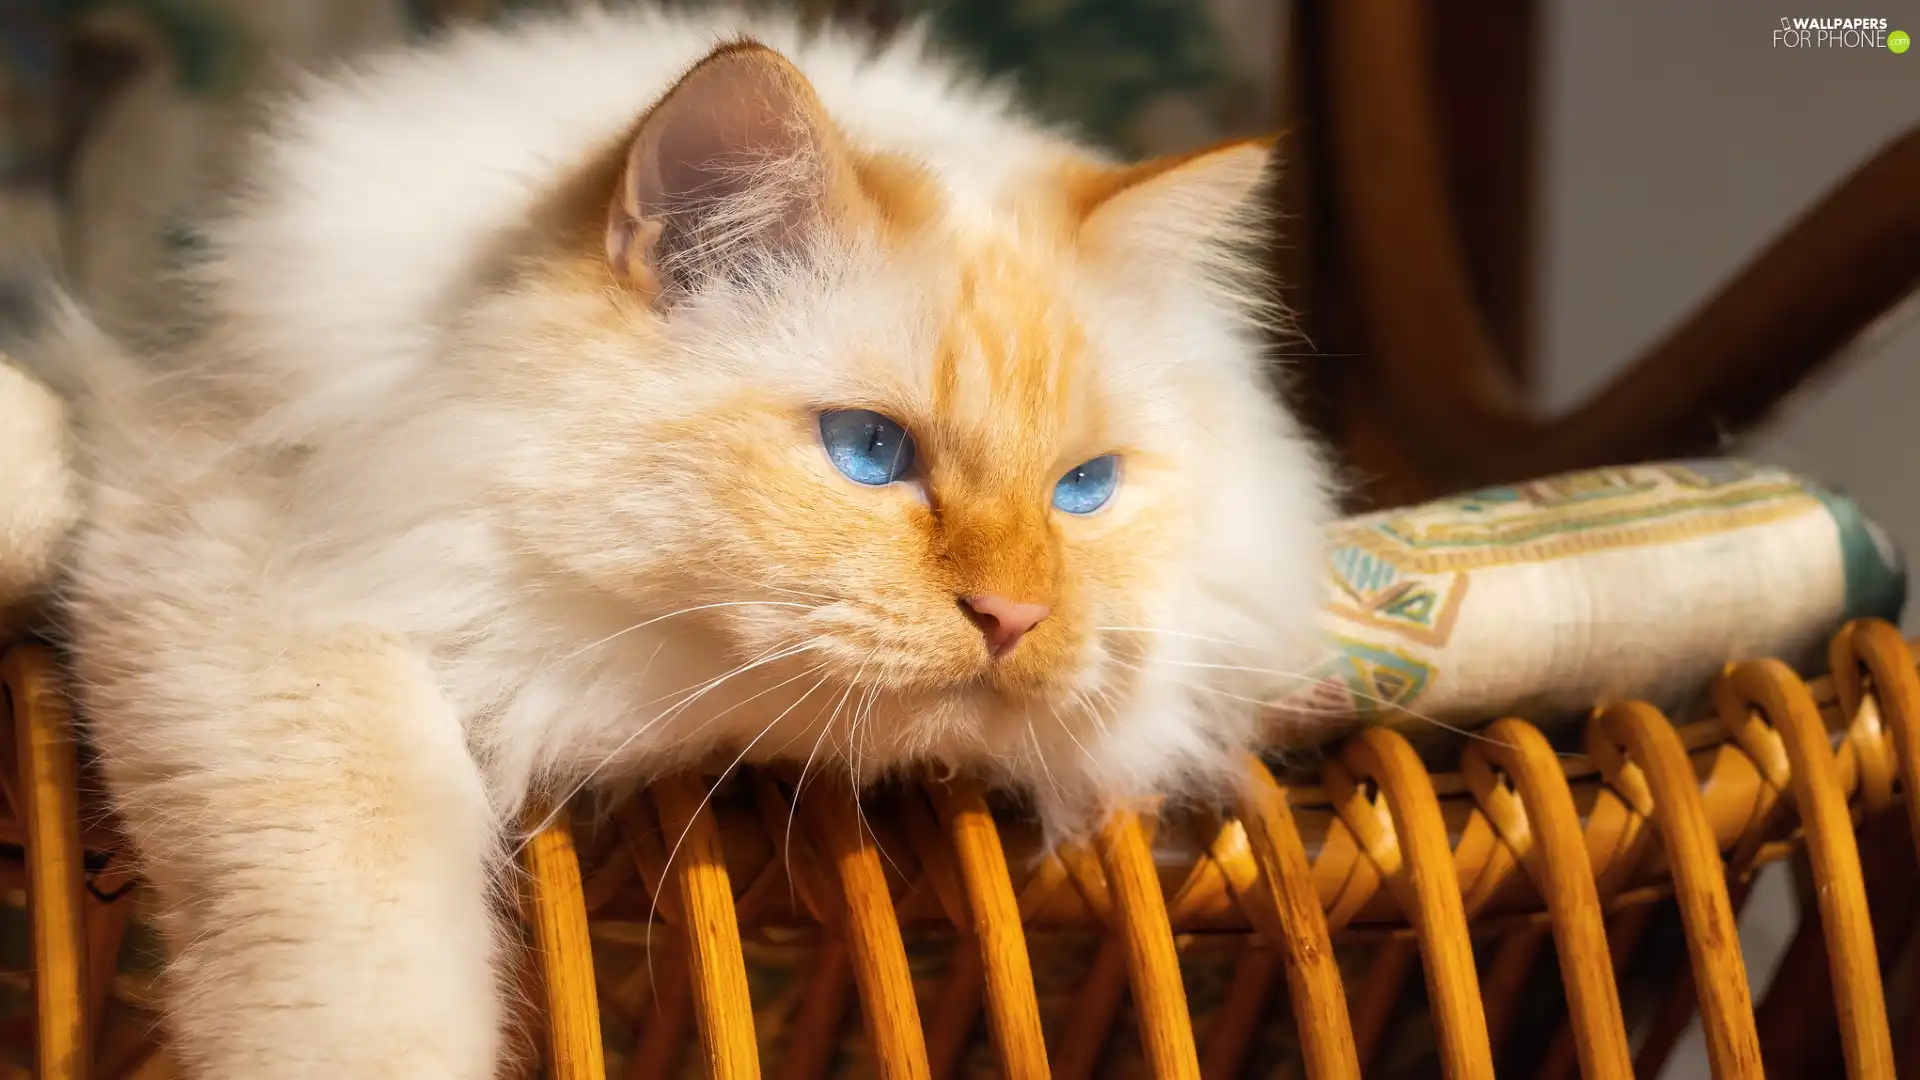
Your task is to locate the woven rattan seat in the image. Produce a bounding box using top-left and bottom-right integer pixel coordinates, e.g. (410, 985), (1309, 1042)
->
(5, 619), (1918, 1079)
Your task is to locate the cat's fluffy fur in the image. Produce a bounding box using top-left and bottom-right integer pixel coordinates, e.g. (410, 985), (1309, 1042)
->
(41, 5), (1331, 1075)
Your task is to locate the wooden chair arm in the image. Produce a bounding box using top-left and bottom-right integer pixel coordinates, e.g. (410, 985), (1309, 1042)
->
(1324, 0), (1920, 495)
(1538, 128), (1920, 476)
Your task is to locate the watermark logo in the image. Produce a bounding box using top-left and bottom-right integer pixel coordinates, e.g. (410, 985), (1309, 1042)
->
(1773, 16), (1906, 50)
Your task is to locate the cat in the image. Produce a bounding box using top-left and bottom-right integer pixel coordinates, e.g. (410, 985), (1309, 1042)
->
(36, 4), (1332, 1076)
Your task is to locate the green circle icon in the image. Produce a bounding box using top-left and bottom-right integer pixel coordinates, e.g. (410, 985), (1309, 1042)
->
(1892, 29), (1912, 53)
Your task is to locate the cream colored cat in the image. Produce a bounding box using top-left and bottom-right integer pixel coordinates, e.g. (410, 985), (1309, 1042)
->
(38, 6), (1330, 1076)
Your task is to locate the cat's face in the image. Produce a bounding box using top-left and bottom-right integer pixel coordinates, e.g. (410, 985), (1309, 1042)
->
(462, 42), (1328, 809)
(607, 238), (1184, 703)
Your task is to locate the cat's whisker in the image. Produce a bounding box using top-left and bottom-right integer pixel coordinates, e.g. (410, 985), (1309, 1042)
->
(833, 652), (905, 879)
(1026, 724), (1068, 808)
(627, 632), (817, 717)
(559, 600), (816, 663)
(1115, 656), (1557, 757)
(707, 566), (848, 606)
(645, 664), (833, 990)
(822, 654), (870, 785)
(622, 636), (796, 713)
(1045, 698), (1102, 772)
(1105, 658), (1271, 708)
(1082, 683), (1118, 735)
(514, 639), (820, 852)
(784, 692), (844, 883)
(1093, 681), (1123, 735)
(1096, 625), (1274, 653)
(833, 674), (897, 877)
(783, 645), (881, 901)
(635, 650), (835, 764)
(848, 680), (877, 789)
(1095, 663), (1369, 724)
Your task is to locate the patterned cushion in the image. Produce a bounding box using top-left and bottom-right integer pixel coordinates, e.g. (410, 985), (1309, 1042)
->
(1270, 459), (1905, 752)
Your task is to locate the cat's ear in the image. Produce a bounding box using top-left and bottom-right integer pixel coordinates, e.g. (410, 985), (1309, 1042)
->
(1073, 138), (1275, 266)
(606, 42), (850, 307)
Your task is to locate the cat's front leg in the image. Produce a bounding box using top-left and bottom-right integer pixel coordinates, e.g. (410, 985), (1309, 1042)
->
(93, 628), (504, 1079)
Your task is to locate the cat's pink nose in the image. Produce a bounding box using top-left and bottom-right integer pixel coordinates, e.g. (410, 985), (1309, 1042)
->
(960, 595), (1051, 659)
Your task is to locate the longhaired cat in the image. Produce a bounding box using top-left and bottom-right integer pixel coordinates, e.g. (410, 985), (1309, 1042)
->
(39, 5), (1331, 1075)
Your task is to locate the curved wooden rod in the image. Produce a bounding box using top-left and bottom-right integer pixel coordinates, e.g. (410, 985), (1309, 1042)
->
(1094, 812), (1203, 1080)
(1591, 702), (1763, 1079)
(521, 802), (608, 1080)
(1236, 754), (1359, 1080)
(1337, 728), (1495, 1080)
(650, 773), (763, 1080)
(1833, 620), (1920, 862)
(1462, 720), (1633, 1080)
(1325, 0), (1920, 492)
(928, 782), (1051, 1080)
(1717, 662), (1894, 1080)
(802, 777), (933, 1080)
(2, 645), (88, 1080)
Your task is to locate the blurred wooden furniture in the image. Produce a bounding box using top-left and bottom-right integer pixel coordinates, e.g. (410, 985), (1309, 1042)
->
(1280, 0), (1920, 508)
(8, 620), (1920, 1078)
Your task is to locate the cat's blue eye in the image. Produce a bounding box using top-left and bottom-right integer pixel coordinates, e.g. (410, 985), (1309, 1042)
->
(1053, 455), (1118, 514)
(820, 409), (917, 486)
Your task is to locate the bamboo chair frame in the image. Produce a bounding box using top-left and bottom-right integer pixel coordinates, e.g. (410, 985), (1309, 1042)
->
(3, 619), (1919, 1079)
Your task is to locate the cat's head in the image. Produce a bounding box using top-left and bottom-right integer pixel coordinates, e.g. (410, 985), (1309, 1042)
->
(459, 41), (1331, 824)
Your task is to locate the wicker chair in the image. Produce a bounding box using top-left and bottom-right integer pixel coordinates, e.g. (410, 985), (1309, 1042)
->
(3, 5), (1918, 1078)
(5, 619), (1920, 1079)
